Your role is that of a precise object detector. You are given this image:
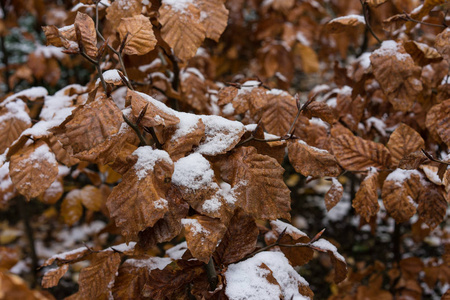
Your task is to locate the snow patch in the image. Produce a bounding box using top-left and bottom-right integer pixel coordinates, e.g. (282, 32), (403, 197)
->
(132, 146), (172, 180)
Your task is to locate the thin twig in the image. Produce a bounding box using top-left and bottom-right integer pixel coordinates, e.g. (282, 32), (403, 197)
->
(144, 127), (163, 149)
(360, 0), (382, 43)
(123, 114), (149, 146)
(421, 149), (450, 165)
(401, 12), (447, 28)
(205, 258), (218, 291)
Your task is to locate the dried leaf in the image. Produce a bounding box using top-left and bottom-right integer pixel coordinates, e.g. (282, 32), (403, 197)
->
(417, 184), (447, 230)
(325, 15), (365, 34)
(107, 147), (173, 240)
(52, 94), (126, 164)
(215, 209), (259, 265)
(0, 100), (31, 154)
(0, 246), (20, 269)
(367, 0), (389, 7)
(78, 252), (121, 299)
(325, 178), (344, 211)
(42, 264), (69, 288)
(129, 89), (180, 127)
(435, 28), (450, 62)
(9, 141), (59, 199)
(436, 99), (450, 148)
(426, 102), (444, 143)
(159, 3), (206, 61)
(0, 271), (55, 300)
(331, 134), (391, 172)
(182, 215), (227, 263)
(219, 146), (291, 220)
(163, 116), (205, 161)
(117, 15), (157, 56)
(404, 41), (443, 66)
(381, 169), (422, 223)
(387, 123), (425, 166)
(303, 101), (336, 124)
(106, 0), (142, 23)
(74, 12), (97, 57)
(38, 178), (64, 205)
(352, 169), (380, 222)
(311, 239), (347, 283)
(370, 41), (422, 112)
(197, 0), (229, 41)
(80, 185), (103, 211)
(398, 151), (427, 170)
(288, 140), (342, 178)
(61, 189), (84, 226)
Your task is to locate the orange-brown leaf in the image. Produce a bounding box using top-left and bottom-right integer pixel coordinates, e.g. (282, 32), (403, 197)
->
(387, 123), (425, 166)
(129, 89), (180, 127)
(9, 141), (59, 199)
(288, 140), (342, 178)
(0, 100), (31, 154)
(219, 146), (291, 220)
(80, 185), (103, 211)
(325, 178), (344, 211)
(325, 15), (365, 34)
(404, 40), (443, 66)
(303, 101), (336, 124)
(370, 41), (422, 112)
(435, 28), (450, 62)
(106, 0), (142, 23)
(74, 12), (97, 57)
(182, 215), (227, 263)
(436, 99), (450, 148)
(159, 3), (206, 61)
(42, 264), (69, 288)
(381, 169), (422, 223)
(107, 147), (173, 240)
(331, 134), (391, 171)
(417, 184), (447, 230)
(311, 239), (347, 283)
(197, 0), (229, 41)
(78, 252), (121, 299)
(352, 169), (380, 222)
(117, 15), (157, 56)
(61, 189), (84, 226)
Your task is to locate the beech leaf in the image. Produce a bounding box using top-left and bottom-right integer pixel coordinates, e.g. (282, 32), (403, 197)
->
(219, 146), (291, 220)
(9, 141), (59, 199)
(197, 0), (229, 41)
(417, 184), (447, 230)
(325, 15), (365, 34)
(387, 123), (425, 166)
(61, 189), (84, 226)
(311, 239), (348, 283)
(325, 178), (344, 211)
(0, 99), (31, 154)
(117, 15), (157, 56)
(74, 12), (97, 57)
(352, 169), (380, 222)
(42, 264), (69, 289)
(331, 134), (391, 172)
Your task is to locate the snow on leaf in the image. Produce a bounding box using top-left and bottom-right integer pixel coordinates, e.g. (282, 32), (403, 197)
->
(0, 99), (31, 154)
(117, 15), (157, 56)
(352, 168), (379, 222)
(42, 264), (69, 288)
(325, 178), (344, 211)
(311, 238), (347, 283)
(61, 189), (84, 226)
(107, 146), (173, 240)
(196, 0), (229, 41)
(9, 141), (58, 199)
(387, 123), (425, 166)
(181, 215), (227, 263)
(225, 251), (313, 300)
(325, 15), (365, 34)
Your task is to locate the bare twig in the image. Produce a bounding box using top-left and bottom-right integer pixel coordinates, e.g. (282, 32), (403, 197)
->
(144, 126), (163, 149)
(401, 12), (447, 28)
(123, 113), (149, 146)
(360, 0), (382, 44)
(205, 258), (218, 291)
(421, 149), (450, 165)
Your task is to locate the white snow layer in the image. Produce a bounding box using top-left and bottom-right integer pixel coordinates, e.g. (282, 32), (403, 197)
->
(132, 146), (172, 180)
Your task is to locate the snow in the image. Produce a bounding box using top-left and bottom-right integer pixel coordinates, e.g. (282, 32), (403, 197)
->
(132, 146), (172, 180)
(297, 139), (329, 154)
(172, 153), (215, 190)
(421, 166), (442, 185)
(153, 198), (168, 209)
(48, 246), (89, 261)
(3, 87), (48, 103)
(296, 32), (310, 46)
(331, 14), (365, 24)
(365, 117), (386, 136)
(311, 238), (346, 263)
(195, 115), (244, 156)
(34, 44), (65, 59)
(102, 69), (124, 83)
(125, 257), (172, 270)
(181, 67), (205, 82)
(17, 143), (57, 169)
(0, 162), (14, 202)
(166, 241), (188, 260)
(170, 112), (201, 141)
(372, 40), (411, 61)
(162, 0), (194, 12)
(386, 169), (421, 187)
(134, 91), (179, 122)
(222, 103), (235, 115)
(268, 89), (289, 96)
(0, 99), (31, 124)
(225, 251), (311, 300)
(270, 220), (308, 238)
(357, 52), (372, 70)
(181, 218), (210, 236)
(105, 242), (137, 252)
(138, 58), (162, 72)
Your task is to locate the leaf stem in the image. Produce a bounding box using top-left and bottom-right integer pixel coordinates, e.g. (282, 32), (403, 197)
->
(205, 257), (218, 291)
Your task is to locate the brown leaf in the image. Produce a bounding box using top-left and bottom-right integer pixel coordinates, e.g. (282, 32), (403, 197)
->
(117, 15), (157, 56)
(42, 264), (69, 288)
(80, 185), (103, 211)
(436, 99), (450, 148)
(128, 89), (180, 127)
(266, 220), (314, 267)
(172, 153), (233, 220)
(311, 239), (347, 283)
(143, 259), (205, 299)
(42, 247), (91, 267)
(9, 140), (59, 199)
(303, 101), (336, 124)
(52, 93), (127, 164)
(78, 252), (121, 299)
(182, 215), (227, 263)
(159, 3), (206, 61)
(381, 169), (422, 223)
(215, 209), (259, 265)
(366, 0), (389, 7)
(325, 178), (344, 211)
(0, 246), (20, 269)
(404, 41), (443, 66)
(370, 41), (422, 112)
(38, 178), (64, 205)
(0, 99), (31, 154)
(74, 12), (97, 57)
(426, 102), (444, 143)
(107, 147), (173, 240)
(137, 185), (189, 251)
(435, 28), (450, 62)
(197, 0), (229, 41)
(106, 0), (142, 23)
(352, 169), (380, 222)
(163, 115), (205, 161)
(219, 146), (291, 220)
(0, 271), (55, 300)
(387, 123), (425, 166)
(61, 189), (84, 226)
(288, 140), (342, 178)
(417, 184), (447, 230)
(398, 151), (427, 170)
(325, 15), (365, 34)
